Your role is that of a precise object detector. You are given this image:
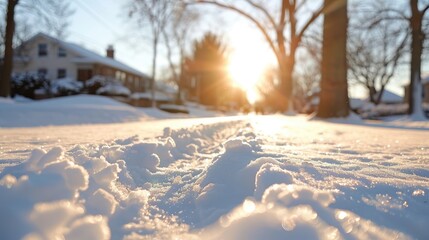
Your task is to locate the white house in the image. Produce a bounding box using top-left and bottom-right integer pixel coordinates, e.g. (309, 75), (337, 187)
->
(13, 32), (150, 92)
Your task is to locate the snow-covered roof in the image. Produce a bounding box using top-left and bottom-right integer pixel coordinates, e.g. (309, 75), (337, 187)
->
(377, 90), (403, 103)
(24, 33), (149, 79)
(349, 98), (365, 109)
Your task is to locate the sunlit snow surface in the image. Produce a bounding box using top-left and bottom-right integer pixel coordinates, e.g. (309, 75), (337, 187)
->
(0, 114), (428, 239)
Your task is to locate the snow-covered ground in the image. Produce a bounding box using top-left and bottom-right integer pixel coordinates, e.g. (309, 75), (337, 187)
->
(0, 95), (223, 127)
(0, 96), (428, 239)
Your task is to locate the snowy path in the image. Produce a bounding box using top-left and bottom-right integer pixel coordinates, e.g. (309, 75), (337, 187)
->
(0, 116), (246, 169)
(0, 115), (428, 239)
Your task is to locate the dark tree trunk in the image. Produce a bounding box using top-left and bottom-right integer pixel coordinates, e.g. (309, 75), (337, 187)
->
(368, 86), (377, 104)
(375, 86), (385, 105)
(278, 56), (294, 112)
(408, 0), (424, 116)
(317, 0), (349, 118)
(0, 0), (19, 98)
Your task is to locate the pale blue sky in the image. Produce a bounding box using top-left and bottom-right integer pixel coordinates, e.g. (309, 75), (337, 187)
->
(67, 0), (150, 72)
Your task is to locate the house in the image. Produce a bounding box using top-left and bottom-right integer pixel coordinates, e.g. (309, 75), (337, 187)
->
(13, 32), (150, 92)
(373, 89), (403, 104)
(403, 76), (429, 104)
(423, 77), (429, 103)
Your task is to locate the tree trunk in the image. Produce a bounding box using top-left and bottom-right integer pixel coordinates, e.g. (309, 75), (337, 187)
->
(276, 50), (295, 113)
(317, 0), (349, 118)
(368, 86), (377, 104)
(408, 0), (425, 118)
(176, 61), (185, 104)
(151, 36), (158, 108)
(0, 0), (18, 98)
(375, 86), (385, 105)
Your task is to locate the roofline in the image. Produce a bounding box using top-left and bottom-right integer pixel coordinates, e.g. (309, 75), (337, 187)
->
(17, 32), (150, 79)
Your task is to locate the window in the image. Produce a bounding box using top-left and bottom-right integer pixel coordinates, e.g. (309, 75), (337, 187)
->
(57, 69), (66, 79)
(121, 72), (126, 82)
(58, 47), (66, 57)
(38, 43), (48, 56)
(38, 68), (48, 76)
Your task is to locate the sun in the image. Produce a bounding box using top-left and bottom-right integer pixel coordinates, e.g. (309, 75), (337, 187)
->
(228, 53), (264, 104)
(227, 25), (275, 104)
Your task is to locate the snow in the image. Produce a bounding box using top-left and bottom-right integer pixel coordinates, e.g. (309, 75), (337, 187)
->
(96, 83), (131, 96)
(0, 95), (148, 127)
(0, 96), (428, 239)
(50, 78), (83, 95)
(374, 89), (403, 103)
(131, 91), (173, 101)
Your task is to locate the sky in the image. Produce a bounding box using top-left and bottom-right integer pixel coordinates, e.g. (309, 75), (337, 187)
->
(67, 0), (148, 72)
(65, 0), (426, 99)
(67, 0), (235, 76)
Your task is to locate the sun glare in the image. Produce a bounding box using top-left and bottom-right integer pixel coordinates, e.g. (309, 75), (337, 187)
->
(228, 49), (268, 104)
(227, 25), (275, 105)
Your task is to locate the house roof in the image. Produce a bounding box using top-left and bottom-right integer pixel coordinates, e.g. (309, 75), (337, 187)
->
(375, 89), (403, 103)
(22, 32), (149, 79)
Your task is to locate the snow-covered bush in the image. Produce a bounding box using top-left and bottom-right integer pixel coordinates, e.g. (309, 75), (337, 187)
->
(85, 76), (108, 95)
(96, 84), (131, 97)
(86, 76), (130, 97)
(50, 78), (83, 97)
(11, 73), (50, 99)
(359, 103), (408, 119)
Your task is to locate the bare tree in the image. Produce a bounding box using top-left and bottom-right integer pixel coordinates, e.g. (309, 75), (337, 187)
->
(185, 0), (328, 112)
(294, 29), (322, 112)
(40, 0), (74, 39)
(293, 56), (321, 112)
(348, 2), (408, 105)
(162, 6), (200, 104)
(369, 0), (428, 118)
(408, 0), (428, 118)
(128, 0), (179, 107)
(317, 0), (349, 118)
(256, 66), (281, 112)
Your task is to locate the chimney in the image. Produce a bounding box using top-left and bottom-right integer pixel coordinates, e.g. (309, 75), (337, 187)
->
(106, 45), (114, 59)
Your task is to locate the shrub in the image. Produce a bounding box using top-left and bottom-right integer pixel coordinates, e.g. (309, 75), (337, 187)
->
(86, 75), (130, 97)
(11, 73), (50, 99)
(50, 78), (83, 96)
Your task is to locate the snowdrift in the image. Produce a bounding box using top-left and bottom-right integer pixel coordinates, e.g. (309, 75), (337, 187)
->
(0, 95), (148, 127)
(1, 118), (427, 239)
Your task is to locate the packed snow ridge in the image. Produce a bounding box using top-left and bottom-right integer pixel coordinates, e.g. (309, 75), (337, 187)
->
(0, 117), (428, 239)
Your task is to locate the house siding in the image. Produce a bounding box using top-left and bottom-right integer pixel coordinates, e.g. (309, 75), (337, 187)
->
(92, 64), (146, 92)
(424, 83), (429, 103)
(404, 83), (429, 104)
(14, 35), (78, 80)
